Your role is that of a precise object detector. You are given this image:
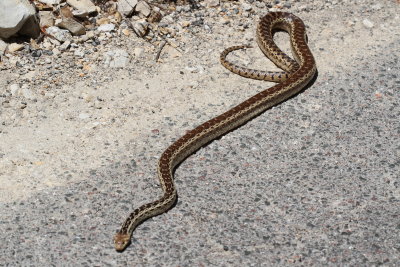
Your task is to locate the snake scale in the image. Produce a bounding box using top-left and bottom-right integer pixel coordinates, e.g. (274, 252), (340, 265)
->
(114, 12), (317, 251)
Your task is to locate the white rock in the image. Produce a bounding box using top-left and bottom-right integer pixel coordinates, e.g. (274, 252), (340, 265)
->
(97, 23), (115, 32)
(161, 14), (174, 24)
(93, 100), (102, 109)
(67, 0), (97, 14)
(42, 40), (52, 49)
(104, 49), (130, 68)
(74, 49), (85, 57)
(8, 43), (24, 52)
(298, 5), (308, 12)
(118, 0), (138, 16)
(7, 55), (19, 66)
(46, 26), (72, 42)
(39, 11), (54, 28)
(21, 87), (36, 100)
(164, 45), (182, 58)
(49, 37), (61, 46)
(362, 19), (374, 28)
(52, 48), (60, 55)
(86, 31), (95, 39)
(189, 80), (199, 88)
(22, 71), (36, 81)
(242, 3), (252, 11)
(133, 47), (144, 57)
(0, 0), (40, 39)
(371, 4), (382, 10)
(185, 65), (203, 73)
(9, 83), (20, 95)
(136, 1), (151, 17)
(72, 10), (89, 18)
(38, 0), (61, 5)
(56, 18), (86, 36)
(132, 19), (148, 37)
(0, 39), (7, 55)
(79, 113), (90, 119)
(204, 0), (220, 8)
(45, 92), (55, 99)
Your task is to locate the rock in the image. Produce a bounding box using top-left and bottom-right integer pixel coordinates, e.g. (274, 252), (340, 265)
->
(46, 26), (72, 42)
(31, 49), (42, 57)
(133, 47), (143, 57)
(38, 0), (61, 5)
(121, 28), (131, 36)
(180, 21), (191, 28)
(148, 9), (162, 23)
(85, 31), (95, 39)
(161, 14), (174, 25)
(48, 37), (61, 46)
(21, 86), (36, 100)
(56, 18), (86, 36)
(164, 45), (182, 58)
(114, 12), (123, 23)
(298, 5), (308, 12)
(78, 31), (94, 42)
(97, 23), (115, 32)
(371, 4), (382, 10)
(362, 19), (374, 28)
(39, 11), (54, 28)
(79, 113), (90, 119)
(60, 6), (74, 18)
(96, 18), (110, 25)
(118, 0), (138, 16)
(72, 10), (89, 18)
(204, 0), (220, 8)
(104, 49), (130, 68)
(0, 39), (7, 55)
(8, 43), (24, 53)
(74, 49), (85, 58)
(131, 19), (148, 37)
(93, 100), (102, 109)
(136, 1), (151, 17)
(9, 84), (20, 95)
(0, 0), (40, 39)
(242, 3), (252, 11)
(30, 38), (40, 50)
(66, 0), (97, 14)
(41, 40), (52, 50)
(52, 47), (60, 55)
(185, 65), (203, 73)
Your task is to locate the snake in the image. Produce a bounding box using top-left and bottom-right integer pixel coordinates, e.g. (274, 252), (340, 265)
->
(114, 12), (317, 251)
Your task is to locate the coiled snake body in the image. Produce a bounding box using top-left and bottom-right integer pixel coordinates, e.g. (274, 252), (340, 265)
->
(114, 12), (317, 251)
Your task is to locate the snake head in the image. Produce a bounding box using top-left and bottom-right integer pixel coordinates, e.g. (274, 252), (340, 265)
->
(114, 233), (131, 252)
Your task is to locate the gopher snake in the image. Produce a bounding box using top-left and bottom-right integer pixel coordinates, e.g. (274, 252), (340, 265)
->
(114, 12), (317, 251)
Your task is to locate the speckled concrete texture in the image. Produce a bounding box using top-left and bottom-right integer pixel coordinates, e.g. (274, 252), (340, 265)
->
(1, 0), (399, 266)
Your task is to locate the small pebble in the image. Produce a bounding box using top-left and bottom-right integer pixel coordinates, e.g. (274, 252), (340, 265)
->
(97, 24), (116, 32)
(362, 18), (374, 28)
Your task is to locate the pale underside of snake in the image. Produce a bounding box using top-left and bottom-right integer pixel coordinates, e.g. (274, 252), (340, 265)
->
(114, 12), (317, 251)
